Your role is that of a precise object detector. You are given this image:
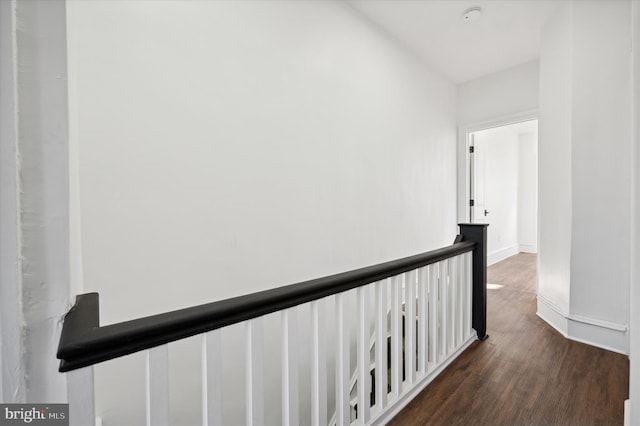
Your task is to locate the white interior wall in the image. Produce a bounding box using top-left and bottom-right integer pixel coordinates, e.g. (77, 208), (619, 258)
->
(630, 0), (640, 422)
(568, 0), (631, 340)
(14, 0), (72, 402)
(457, 60), (539, 126)
(518, 131), (538, 253)
(0, 0), (24, 403)
(2, 0), (77, 406)
(538, 0), (631, 354)
(66, 1), (457, 424)
(537, 1), (573, 322)
(0, 0), (72, 404)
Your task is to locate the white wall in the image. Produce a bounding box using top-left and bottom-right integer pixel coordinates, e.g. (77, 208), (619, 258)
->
(538, 0), (631, 354)
(15, 0), (72, 403)
(630, 0), (640, 422)
(0, 0), (24, 403)
(0, 0), (72, 404)
(66, 1), (457, 424)
(537, 1), (573, 320)
(569, 0), (631, 336)
(457, 60), (539, 126)
(518, 131), (538, 253)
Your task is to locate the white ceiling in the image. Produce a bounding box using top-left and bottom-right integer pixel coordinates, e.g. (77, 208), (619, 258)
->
(349, 0), (561, 84)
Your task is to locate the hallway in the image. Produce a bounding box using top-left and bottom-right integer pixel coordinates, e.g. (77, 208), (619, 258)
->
(389, 253), (629, 425)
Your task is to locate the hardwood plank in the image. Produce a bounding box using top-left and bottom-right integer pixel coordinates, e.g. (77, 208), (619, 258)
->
(389, 253), (629, 426)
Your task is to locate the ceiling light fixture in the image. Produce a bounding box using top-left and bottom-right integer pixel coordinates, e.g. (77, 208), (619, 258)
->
(462, 7), (482, 22)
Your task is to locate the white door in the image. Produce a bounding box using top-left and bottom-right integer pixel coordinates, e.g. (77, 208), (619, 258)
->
(470, 133), (490, 224)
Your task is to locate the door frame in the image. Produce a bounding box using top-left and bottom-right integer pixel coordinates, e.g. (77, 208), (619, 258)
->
(456, 109), (539, 224)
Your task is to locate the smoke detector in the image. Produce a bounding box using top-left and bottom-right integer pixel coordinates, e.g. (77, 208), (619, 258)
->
(462, 7), (482, 22)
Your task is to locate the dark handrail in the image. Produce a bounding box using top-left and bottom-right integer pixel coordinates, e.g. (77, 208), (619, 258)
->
(58, 225), (487, 372)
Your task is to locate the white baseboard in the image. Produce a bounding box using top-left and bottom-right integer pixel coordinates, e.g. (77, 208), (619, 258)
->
(519, 243), (537, 253)
(536, 296), (569, 336)
(537, 295), (629, 354)
(568, 321), (629, 355)
(624, 399), (630, 426)
(488, 244), (519, 266)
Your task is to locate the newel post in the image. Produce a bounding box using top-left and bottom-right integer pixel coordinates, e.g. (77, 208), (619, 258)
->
(458, 223), (489, 340)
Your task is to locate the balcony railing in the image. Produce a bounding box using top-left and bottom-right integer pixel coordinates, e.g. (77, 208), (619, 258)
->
(57, 223), (488, 426)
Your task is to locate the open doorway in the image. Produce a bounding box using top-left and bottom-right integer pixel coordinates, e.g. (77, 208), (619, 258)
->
(461, 118), (538, 265)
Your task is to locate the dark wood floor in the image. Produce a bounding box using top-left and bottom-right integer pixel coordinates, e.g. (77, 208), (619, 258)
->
(389, 253), (629, 426)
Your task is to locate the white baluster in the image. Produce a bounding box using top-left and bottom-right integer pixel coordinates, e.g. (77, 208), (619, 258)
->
(202, 330), (222, 426)
(67, 366), (95, 426)
(440, 260), (449, 358)
(311, 300), (327, 426)
(405, 270), (416, 384)
(246, 319), (264, 426)
(146, 345), (170, 426)
(418, 267), (428, 375)
(458, 254), (465, 345)
(460, 253), (467, 340)
(335, 293), (350, 426)
(466, 252), (473, 339)
(282, 309), (299, 426)
(390, 275), (402, 396)
(428, 264), (438, 366)
(450, 256), (459, 348)
(357, 286), (370, 423)
(375, 279), (388, 410)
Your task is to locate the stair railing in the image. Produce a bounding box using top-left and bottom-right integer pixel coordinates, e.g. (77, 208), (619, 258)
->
(57, 224), (487, 426)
